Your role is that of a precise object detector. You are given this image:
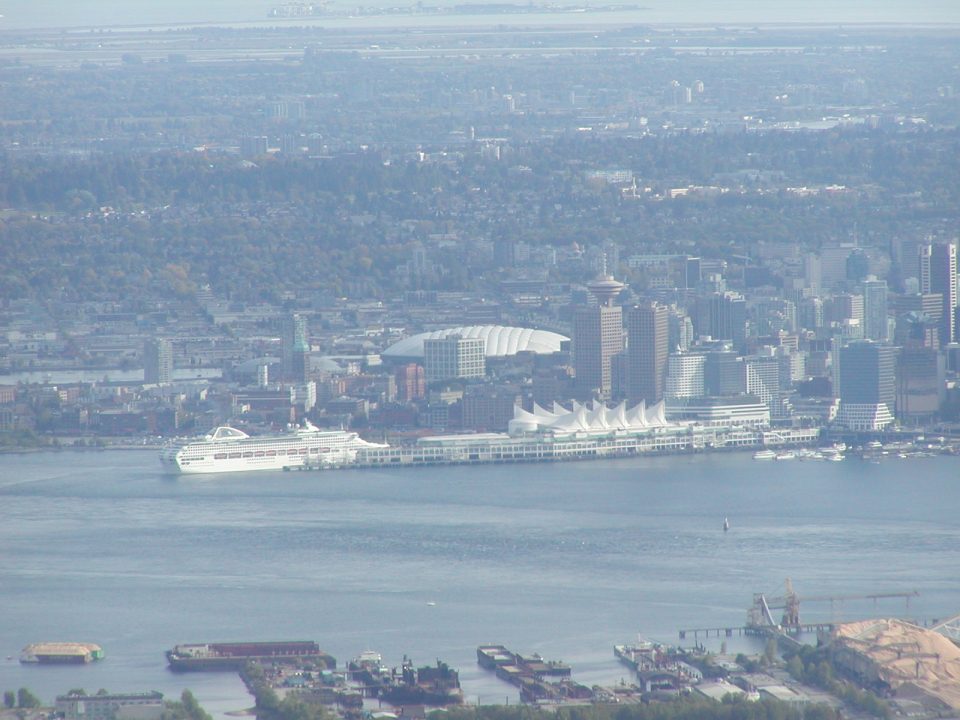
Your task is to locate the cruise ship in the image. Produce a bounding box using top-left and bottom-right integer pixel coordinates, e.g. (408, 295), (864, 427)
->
(159, 421), (387, 474)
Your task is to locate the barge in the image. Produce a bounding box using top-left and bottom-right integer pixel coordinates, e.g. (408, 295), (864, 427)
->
(21, 642), (103, 664)
(477, 645), (586, 704)
(166, 641), (335, 671)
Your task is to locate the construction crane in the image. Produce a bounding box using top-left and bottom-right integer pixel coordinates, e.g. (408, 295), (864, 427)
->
(747, 579), (919, 632)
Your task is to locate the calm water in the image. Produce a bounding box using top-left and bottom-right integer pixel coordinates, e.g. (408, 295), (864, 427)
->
(0, 0), (958, 30)
(1, 449), (958, 711)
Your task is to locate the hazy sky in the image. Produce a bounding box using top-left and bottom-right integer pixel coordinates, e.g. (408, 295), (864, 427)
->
(1, 0), (959, 30)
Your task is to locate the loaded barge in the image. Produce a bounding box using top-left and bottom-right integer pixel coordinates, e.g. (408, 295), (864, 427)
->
(21, 642), (104, 664)
(166, 641), (335, 671)
(477, 645), (591, 703)
(348, 653), (463, 706)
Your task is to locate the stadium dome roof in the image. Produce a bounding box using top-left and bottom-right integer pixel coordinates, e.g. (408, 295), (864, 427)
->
(383, 325), (569, 359)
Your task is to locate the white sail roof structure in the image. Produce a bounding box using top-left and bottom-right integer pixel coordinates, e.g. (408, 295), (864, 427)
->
(508, 400), (674, 437)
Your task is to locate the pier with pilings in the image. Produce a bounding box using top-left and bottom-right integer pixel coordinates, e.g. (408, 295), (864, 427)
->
(676, 580), (920, 650)
(677, 623), (834, 644)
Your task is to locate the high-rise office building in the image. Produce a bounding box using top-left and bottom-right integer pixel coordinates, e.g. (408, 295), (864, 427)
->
(894, 311), (940, 351)
(282, 313), (309, 381)
(462, 386), (521, 432)
(693, 292), (747, 350)
(902, 292), (945, 350)
(819, 243), (856, 287)
(918, 244), (933, 296)
(832, 293), (865, 326)
(862, 276), (889, 342)
(572, 275), (624, 399)
(919, 242), (957, 345)
(751, 298), (797, 336)
(144, 338), (173, 384)
(395, 363), (426, 401)
(684, 257), (702, 290)
(668, 309), (695, 352)
(626, 302), (669, 403)
(836, 341), (897, 430)
(424, 335), (485, 382)
(896, 347), (944, 423)
(846, 248), (870, 283)
(798, 296), (824, 331)
(892, 292), (943, 337)
(804, 254), (822, 294)
(704, 350), (743, 396)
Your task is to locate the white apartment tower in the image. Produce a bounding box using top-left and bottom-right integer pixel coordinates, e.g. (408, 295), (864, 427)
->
(665, 353), (706, 399)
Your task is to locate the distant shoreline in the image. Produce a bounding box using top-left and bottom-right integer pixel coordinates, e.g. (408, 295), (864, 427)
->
(0, 443), (161, 454)
(2, 11), (960, 35)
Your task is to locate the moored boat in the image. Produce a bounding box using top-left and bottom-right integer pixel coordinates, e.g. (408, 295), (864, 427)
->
(166, 641), (335, 671)
(20, 642), (103, 664)
(159, 420), (387, 474)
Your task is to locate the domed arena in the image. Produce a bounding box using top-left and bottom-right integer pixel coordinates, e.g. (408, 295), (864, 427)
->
(382, 325), (569, 361)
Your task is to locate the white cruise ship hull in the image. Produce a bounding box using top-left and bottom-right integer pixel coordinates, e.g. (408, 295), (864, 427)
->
(164, 452), (353, 475)
(159, 423), (384, 475)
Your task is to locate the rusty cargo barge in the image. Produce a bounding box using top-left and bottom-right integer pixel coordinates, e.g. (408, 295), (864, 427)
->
(166, 641), (335, 672)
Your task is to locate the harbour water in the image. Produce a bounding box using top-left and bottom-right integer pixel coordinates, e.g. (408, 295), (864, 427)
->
(1, 449), (958, 712)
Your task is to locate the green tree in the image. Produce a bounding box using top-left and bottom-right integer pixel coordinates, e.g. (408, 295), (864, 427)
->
(17, 688), (41, 708)
(785, 655), (804, 682)
(253, 685), (280, 715)
(763, 638), (778, 666)
(180, 690), (212, 720)
(803, 705), (838, 720)
(813, 660), (833, 686)
(4, 691), (15, 709)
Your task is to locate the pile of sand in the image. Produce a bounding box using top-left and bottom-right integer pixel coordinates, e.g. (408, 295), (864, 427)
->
(835, 619), (960, 710)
